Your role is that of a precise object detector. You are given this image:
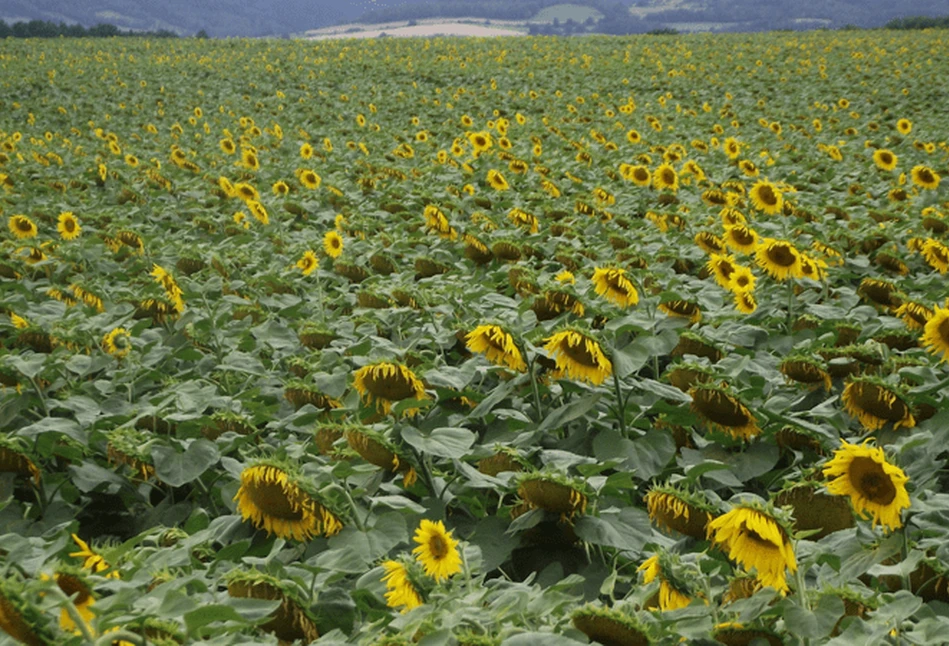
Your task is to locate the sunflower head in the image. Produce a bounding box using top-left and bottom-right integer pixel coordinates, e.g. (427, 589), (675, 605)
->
(921, 305), (949, 363)
(707, 503), (797, 593)
(571, 605), (651, 646)
(755, 238), (801, 280)
(226, 569), (320, 642)
(517, 472), (590, 521)
(0, 575), (63, 646)
(233, 460), (343, 541)
(380, 558), (426, 613)
(466, 324), (526, 371)
(344, 426), (417, 486)
(0, 435), (41, 484)
(822, 439), (910, 531)
(773, 480), (855, 540)
(591, 267), (639, 309)
(689, 383), (760, 441)
(352, 361), (427, 416)
(645, 482), (715, 539)
(412, 519), (462, 582)
(841, 376), (915, 431)
(543, 328), (612, 386)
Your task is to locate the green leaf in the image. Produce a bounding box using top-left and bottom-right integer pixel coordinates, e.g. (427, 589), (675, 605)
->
(539, 393), (602, 432)
(151, 439), (221, 487)
(401, 426), (476, 459)
(573, 508), (651, 554)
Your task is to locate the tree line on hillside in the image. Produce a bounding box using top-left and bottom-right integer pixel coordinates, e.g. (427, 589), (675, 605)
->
(0, 19), (180, 38)
(883, 15), (949, 29)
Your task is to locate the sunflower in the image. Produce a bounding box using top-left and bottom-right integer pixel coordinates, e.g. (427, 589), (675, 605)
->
(626, 129), (642, 144)
(299, 169), (321, 190)
(706, 253), (739, 289)
(8, 214), (37, 240)
(726, 265), (756, 293)
(572, 606), (651, 646)
(412, 519), (462, 582)
(723, 137), (741, 159)
(733, 291), (758, 314)
(749, 180), (783, 215)
(69, 534), (119, 578)
(628, 165), (651, 187)
(56, 212), (81, 240)
(921, 239), (949, 274)
(296, 250), (318, 276)
(352, 361), (427, 415)
(659, 299), (702, 324)
(645, 484), (714, 539)
(638, 554), (693, 611)
(872, 149), (897, 171)
(468, 130), (493, 153)
(841, 377), (915, 431)
(822, 440), (910, 531)
(233, 182), (259, 202)
(323, 230), (343, 259)
(780, 355), (831, 391)
(694, 231), (726, 255)
(272, 180), (290, 196)
(241, 148), (260, 171)
(220, 138), (237, 155)
(344, 427), (417, 485)
(755, 238), (801, 280)
(922, 305), (949, 363)
(894, 301), (933, 330)
(896, 118), (912, 135)
(911, 165), (941, 190)
(0, 437), (41, 484)
(707, 506), (797, 593)
(544, 329), (612, 386)
(102, 327), (131, 358)
(517, 473), (589, 519)
(652, 163), (678, 192)
(689, 383), (760, 441)
(722, 224), (757, 254)
(47, 568), (95, 635)
(381, 560), (424, 612)
(0, 576), (61, 646)
(226, 570), (320, 643)
(465, 324), (526, 371)
(591, 267), (639, 308)
(486, 169), (509, 191)
(233, 462), (342, 541)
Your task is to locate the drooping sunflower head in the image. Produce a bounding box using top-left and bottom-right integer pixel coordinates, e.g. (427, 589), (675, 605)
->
(486, 169), (509, 191)
(772, 479), (855, 540)
(412, 519), (462, 582)
(0, 435), (41, 484)
(517, 471), (590, 520)
(380, 558), (426, 613)
(106, 427), (156, 481)
(723, 224), (758, 254)
(920, 239), (949, 274)
(233, 460), (343, 541)
(637, 549), (699, 611)
(695, 231), (727, 255)
(921, 305), (949, 363)
(755, 237), (801, 280)
(779, 354), (832, 391)
(822, 439), (910, 531)
(645, 482), (715, 539)
(707, 503), (797, 594)
(226, 569), (320, 642)
(749, 180), (783, 215)
(102, 327), (132, 358)
(841, 376), (915, 431)
(543, 328), (612, 386)
(466, 324), (526, 371)
(0, 575), (63, 646)
(352, 361), (427, 416)
(689, 383), (760, 441)
(344, 426), (417, 486)
(591, 266), (639, 309)
(571, 604), (652, 646)
(658, 299), (702, 324)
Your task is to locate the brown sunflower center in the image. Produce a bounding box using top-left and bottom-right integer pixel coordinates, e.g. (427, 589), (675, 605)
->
(730, 228), (755, 245)
(16, 218), (32, 232)
(634, 168), (649, 181)
(661, 169), (675, 184)
(767, 244), (797, 267)
(248, 481), (304, 520)
(852, 383), (909, 422)
(64, 218), (76, 232)
(757, 186), (778, 206)
(917, 169), (935, 184)
(849, 456), (897, 505)
(734, 274), (751, 288)
(366, 368), (418, 400)
(428, 533), (449, 559)
(938, 317), (949, 344)
(561, 336), (601, 368)
(742, 527), (778, 549)
(880, 153), (893, 164)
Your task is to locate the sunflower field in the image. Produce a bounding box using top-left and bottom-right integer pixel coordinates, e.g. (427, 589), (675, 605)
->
(1, 28), (949, 646)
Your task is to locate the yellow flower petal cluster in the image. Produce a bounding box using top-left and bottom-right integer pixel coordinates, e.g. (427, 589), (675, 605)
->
(465, 324), (526, 371)
(822, 440), (910, 531)
(544, 330), (612, 386)
(707, 506), (796, 593)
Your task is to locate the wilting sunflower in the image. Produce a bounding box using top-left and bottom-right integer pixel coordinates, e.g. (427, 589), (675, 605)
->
(226, 570), (320, 643)
(465, 324), (526, 371)
(591, 267), (639, 308)
(8, 214), (37, 240)
(841, 377), (915, 431)
(517, 472), (589, 520)
(352, 361), (427, 415)
(0, 436), (41, 484)
(659, 299), (702, 324)
(749, 180), (783, 215)
(894, 301), (933, 330)
(543, 329), (612, 386)
(780, 355), (831, 391)
(652, 163), (679, 192)
(102, 327), (131, 358)
(296, 250), (318, 276)
(572, 605), (651, 646)
(323, 230), (343, 259)
(345, 427), (417, 486)
(638, 553), (694, 611)
(45, 567), (95, 635)
(0, 576), (61, 646)
(695, 231), (727, 255)
(872, 149), (898, 171)
(233, 461), (342, 541)
(911, 165), (940, 190)
(412, 519), (462, 582)
(707, 505), (797, 593)
(70, 534), (119, 578)
(381, 560), (424, 612)
(645, 484), (714, 539)
(755, 238), (801, 280)
(822, 440), (910, 531)
(56, 212), (81, 240)
(690, 383), (760, 441)
(922, 305), (949, 362)
(486, 169), (509, 191)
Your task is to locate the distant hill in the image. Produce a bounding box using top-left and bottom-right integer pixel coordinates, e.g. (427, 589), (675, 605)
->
(1, 0), (946, 37)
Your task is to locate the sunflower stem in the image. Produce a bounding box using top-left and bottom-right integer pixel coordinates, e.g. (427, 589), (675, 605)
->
(29, 376), (49, 417)
(47, 585), (95, 643)
(337, 485), (366, 532)
(612, 369), (627, 437)
(785, 279), (795, 333)
(794, 542), (809, 611)
(528, 357), (544, 423)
